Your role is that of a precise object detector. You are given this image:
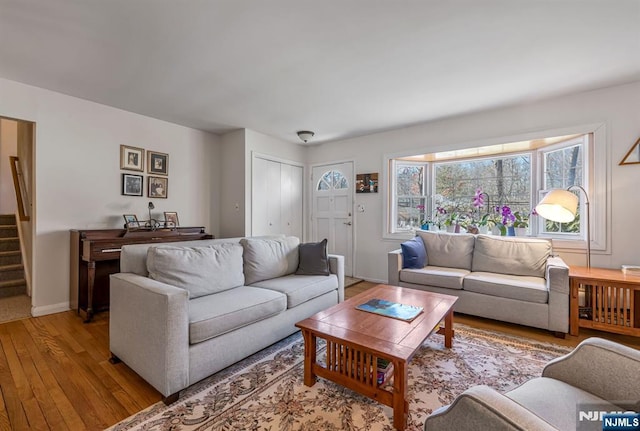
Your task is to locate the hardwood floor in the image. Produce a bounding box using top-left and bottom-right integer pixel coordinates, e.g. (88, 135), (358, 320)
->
(0, 281), (638, 430)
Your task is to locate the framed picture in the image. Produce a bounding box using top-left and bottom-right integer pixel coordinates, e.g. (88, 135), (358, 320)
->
(122, 174), (143, 196)
(148, 176), (168, 198)
(148, 151), (169, 176)
(120, 145), (145, 171)
(164, 211), (179, 227)
(123, 214), (140, 228)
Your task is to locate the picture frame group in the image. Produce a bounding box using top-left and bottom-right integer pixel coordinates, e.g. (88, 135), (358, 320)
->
(120, 145), (169, 198)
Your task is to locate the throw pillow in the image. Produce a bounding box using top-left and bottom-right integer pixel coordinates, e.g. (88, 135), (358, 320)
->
(147, 243), (244, 299)
(296, 239), (330, 275)
(240, 236), (301, 284)
(401, 236), (427, 269)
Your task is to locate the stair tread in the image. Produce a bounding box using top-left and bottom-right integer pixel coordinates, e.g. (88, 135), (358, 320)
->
(0, 250), (20, 256)
(0, 237), (19, 241)
(0, 264), (23, 271)
(0, 279), (26, 288)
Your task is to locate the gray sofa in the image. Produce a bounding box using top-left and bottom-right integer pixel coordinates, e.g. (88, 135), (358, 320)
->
(109, 236), (344, 404)
(388, 231), (569, 335)
(424, 337), (640, 430)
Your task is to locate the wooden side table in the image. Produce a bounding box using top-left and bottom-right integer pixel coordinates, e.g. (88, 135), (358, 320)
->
(569, 266), (640, 337)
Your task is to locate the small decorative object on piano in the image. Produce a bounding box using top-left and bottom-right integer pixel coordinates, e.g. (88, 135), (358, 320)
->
(164, 211), (179, 228)
(621, 265), (640, 275)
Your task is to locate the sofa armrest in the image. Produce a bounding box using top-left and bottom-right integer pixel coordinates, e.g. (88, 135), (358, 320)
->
(542, 337), (640, 410)
(328, 254), (345, 302)
(424, 385), (558, 431)
(388, 249), (403, 286)
(545, 256), (569, 295)
(109, 273), (190, 398)
(545, 256), (570, 333)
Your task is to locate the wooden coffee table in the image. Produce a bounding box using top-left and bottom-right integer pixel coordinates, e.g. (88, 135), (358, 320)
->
(295, 284), (458, 430)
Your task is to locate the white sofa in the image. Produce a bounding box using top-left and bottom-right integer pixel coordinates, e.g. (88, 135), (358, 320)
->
(388, 231), (569, 335)
(424, 337), (640, 430)
(109, 236), (344, 404)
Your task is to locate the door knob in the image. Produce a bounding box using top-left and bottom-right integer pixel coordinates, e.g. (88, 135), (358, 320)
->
(344, 221), (352, 226)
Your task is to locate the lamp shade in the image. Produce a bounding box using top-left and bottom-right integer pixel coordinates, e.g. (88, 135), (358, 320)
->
(535, 189), (579, 223)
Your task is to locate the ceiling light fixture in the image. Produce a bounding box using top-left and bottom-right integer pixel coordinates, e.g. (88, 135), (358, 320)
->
(297, 131), (315, 143)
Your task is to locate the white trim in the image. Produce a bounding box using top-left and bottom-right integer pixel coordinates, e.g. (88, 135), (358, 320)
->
(31, 302), (70, 317)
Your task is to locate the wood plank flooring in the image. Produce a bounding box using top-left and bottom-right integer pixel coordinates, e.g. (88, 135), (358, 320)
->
(0, 281), (638, 430)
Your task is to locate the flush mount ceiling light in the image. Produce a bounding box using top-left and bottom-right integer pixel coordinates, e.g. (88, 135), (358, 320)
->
(297, 131), (314, 143)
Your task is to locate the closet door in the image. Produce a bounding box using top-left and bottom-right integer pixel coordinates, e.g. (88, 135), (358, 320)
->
(280, 164), (303, 238)
(252, 156), (302, 238)
(252, 157), (281, 236)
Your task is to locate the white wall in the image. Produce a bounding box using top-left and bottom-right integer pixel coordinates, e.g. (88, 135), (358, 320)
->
(0, 77), (220, 316)
(0, 119), (18, 214)
(308, 81), (640, 282)
(219, 129), (246, 237)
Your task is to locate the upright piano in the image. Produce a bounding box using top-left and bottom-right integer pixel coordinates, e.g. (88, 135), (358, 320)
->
(70, 227), (213, 322)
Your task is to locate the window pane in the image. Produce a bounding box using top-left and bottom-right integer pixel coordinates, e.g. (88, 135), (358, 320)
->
(542, 144), (583, 234)
(317, 170), (348, 190)
(394, 164), (427, 231)
(434, 155), (531, 217)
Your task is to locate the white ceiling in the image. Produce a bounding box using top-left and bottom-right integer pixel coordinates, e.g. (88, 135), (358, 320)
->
(1, 1), (639, 145)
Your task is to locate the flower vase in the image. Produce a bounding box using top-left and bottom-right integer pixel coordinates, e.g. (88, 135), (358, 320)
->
(515, 227), (527, 236)
(478, 226), (489, 234)
(491, 226), (500, 236)
(421, 223), (430, 230)
(507, 226), (515, 236)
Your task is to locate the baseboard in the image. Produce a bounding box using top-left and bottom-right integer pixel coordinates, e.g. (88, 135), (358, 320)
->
(355, 276), (386, 284)
(31, 302), (70, 317)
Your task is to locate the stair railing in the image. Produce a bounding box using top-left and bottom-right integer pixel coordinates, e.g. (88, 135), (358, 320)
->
(9, 156), (30, 221)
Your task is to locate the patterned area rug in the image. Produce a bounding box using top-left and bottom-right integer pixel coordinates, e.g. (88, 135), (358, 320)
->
(108, 325), (570, 431)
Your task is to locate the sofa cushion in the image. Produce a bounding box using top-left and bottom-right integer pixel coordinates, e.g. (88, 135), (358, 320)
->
(472, 235), (551, 278)
(296, 239), (330, 275)
(241, 237), (300, 284)
(188, 286), (287, 344)
(401, 236), (427, 269)
(400, 266), (469, 290)
(506, 377), (620, 431)
(147, 243), (244, 299)
(464, 272), (548, 303)
(416, 231), (475, 270)
(251, 273), (339, 308)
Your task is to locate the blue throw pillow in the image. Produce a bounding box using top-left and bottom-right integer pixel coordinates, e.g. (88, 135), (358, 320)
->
(401, 236), (427, 269)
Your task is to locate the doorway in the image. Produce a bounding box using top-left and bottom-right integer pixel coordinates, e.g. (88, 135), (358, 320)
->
(311, 162), (354, 277)
(0, 117), (34, 322)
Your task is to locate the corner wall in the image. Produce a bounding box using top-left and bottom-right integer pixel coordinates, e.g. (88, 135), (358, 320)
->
(307, 81), (640, 282)
(0, 77), (221, 316)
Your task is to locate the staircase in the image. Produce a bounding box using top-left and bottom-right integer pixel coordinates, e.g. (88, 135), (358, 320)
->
(0, 214), (26, 298)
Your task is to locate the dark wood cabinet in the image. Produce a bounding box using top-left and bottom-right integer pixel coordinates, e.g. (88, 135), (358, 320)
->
(70, 227), (213, 322)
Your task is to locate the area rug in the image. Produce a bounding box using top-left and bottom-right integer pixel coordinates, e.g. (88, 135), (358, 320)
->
(108, 325), (571, 431)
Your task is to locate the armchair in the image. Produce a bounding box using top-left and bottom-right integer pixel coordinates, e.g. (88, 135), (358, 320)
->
(424, 337), (640, 431)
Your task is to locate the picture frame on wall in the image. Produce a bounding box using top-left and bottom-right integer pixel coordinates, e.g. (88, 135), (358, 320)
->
(148, 176), (168, 198)
(123, 214), (140, 228)
(148, 151), (169, 175)
(122, 174), (143, 196)
(120, 145), (145, 171)
(164, 211), (179, 227)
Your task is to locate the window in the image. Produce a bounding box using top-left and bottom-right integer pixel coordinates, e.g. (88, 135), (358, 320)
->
(389, 133), (590, 242)
(317, 170), (348, 190)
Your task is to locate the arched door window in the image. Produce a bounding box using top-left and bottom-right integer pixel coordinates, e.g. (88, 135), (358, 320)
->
(317, 170), (349, 191)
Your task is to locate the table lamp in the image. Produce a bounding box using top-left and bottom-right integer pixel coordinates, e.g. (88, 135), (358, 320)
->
(535, 185), (590, 268)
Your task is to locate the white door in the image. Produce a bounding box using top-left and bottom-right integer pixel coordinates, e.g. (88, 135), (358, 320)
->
(312, 162), (354, 276)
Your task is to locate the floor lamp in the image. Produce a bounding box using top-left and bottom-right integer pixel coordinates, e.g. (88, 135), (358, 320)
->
(535, 185), (591, 268)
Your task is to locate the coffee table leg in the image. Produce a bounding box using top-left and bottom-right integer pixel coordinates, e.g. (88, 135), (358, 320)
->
(301, 330), (317, 386)
(444, 309), (454, 348)
(392, 360), (407, 431)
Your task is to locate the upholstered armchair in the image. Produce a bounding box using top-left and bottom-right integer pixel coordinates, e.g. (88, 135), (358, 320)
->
(423, 337), (640, 431)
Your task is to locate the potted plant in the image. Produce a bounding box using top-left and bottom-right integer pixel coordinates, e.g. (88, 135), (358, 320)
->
(444, 211), (460, 233)
(512, 211), (529, 236)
